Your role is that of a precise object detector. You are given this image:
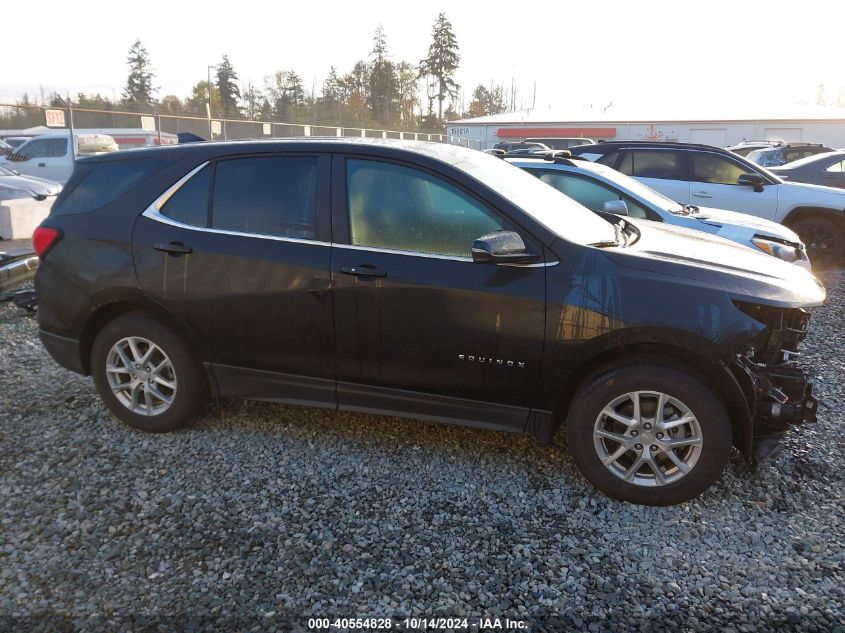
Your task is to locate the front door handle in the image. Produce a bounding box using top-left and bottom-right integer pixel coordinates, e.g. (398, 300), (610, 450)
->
(154, 241), (193, 255)
(340, 264), (387, 278)
(37, 162), (46, 167)
(691, 191), (713, 198)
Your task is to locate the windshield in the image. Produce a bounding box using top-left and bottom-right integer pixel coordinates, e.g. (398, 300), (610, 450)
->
(454, 151), (617, 245)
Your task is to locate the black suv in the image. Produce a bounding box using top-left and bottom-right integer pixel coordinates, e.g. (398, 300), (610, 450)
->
(34, 139), (825, 505)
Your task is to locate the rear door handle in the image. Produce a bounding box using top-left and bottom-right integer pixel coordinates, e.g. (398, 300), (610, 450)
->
(154, 241), (193, 255)
(691, 191), (713, 198)
(340, 264), (387, 278)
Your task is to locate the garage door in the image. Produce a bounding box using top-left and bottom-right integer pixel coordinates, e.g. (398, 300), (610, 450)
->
(764, 128), (802, 142)
(689, 129), (727, 147)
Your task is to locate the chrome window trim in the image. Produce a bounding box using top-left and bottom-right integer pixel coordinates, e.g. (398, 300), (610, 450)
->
(141, 161), (557, 267)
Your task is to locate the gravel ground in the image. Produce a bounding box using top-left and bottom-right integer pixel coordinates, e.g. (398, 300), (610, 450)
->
(0, 272), (843, 632)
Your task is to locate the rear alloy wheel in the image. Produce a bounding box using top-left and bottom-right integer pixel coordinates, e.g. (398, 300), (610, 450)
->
(91, 312), (206, 432)
(790, 216), (844, 266)
(566, 363), (731, 505)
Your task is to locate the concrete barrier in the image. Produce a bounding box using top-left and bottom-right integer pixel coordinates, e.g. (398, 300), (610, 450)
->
(0, 198), (51, 240)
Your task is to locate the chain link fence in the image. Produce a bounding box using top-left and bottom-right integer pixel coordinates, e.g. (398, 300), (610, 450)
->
(0, 103), (446, 153)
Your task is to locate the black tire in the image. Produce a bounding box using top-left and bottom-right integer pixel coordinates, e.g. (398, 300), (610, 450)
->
(788, 215), (844, 266)
(90, 311), (206, 432)
(565, 362), (731, 506)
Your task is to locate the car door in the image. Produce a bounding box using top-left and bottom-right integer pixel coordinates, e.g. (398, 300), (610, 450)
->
(5, 137), (68, 181)
(688, 151), (779, 220)
(133, 153), (335, 405)
(330, 154), (548, 430)
(609, 149), (692, 205)
(821, 157), (845, 189)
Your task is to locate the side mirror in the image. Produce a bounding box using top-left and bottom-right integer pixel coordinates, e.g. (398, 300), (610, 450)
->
(738, 173), (766, 192)
(472, 231), (540, 265)
(602, 200), (629, 215)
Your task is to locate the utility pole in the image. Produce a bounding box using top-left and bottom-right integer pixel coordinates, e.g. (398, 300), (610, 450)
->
(207, 64), (217, 139)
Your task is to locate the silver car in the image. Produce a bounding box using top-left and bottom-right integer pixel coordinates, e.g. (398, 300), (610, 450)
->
(509, 155), (811, 270)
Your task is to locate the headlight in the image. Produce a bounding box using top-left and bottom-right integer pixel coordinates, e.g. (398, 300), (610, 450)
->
(751, 236), (800, 262)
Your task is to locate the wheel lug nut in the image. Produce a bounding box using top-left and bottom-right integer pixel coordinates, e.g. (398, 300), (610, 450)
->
(643, 423), (652, 430)
(635, 443), (643, 451)
(656, 432), (664, 439)
(650, 445), (658, 452)
(631, 430), (638, 437)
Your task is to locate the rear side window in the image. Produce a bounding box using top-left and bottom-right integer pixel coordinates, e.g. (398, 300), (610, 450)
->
(618, 150), (685, 180)
(210, 156), (317, 239)
(51, 158), (174, 215)
(160, 166), (211, 226)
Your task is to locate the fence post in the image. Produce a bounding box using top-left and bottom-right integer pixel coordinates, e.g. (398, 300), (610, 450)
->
(360, 129), (366, 138)
(336, 127), (342, 137)
(223, 120), (227, 140)
(157, 115), (162, 146)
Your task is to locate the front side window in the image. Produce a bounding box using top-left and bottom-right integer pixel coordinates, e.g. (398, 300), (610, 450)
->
(347, 159), (502, 257)
(536, 171), (651, 219)
(617, 150), (686, 180)
(16, 138), (67, 160)
(825, 159), (845, 173)
(691, 153), (748, 185)
(211, 156), (317, 239)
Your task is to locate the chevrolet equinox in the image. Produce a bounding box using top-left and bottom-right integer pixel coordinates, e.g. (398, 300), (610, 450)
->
(34, 139), (825, 505)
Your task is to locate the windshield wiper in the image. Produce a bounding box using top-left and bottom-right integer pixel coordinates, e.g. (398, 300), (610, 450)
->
(672, 204), (699, 216)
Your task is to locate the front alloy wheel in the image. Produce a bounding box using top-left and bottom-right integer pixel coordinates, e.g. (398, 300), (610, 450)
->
(593, 391), (703, 487)
(566, 362), (731, 505)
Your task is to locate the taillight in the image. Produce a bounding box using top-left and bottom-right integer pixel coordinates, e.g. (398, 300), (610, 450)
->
(32, 226), (62, 258)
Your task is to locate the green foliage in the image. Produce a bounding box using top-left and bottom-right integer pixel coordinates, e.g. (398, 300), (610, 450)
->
(467, 84), (506, 118)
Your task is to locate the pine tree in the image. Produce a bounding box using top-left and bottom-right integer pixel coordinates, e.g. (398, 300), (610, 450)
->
(369, 24), (395, 127)
(216, 55), (241, 117)
(418, 13), (460, 121)
(122, 40), (157, 109)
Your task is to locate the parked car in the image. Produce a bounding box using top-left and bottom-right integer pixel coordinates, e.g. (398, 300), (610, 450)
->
(0, 164), (62, 200)
(34, 139), (824, 505)
(569, 141), (845, 263)
(506, 152), (811, 269)
(726, 141), (780, 157)
(492, 141), (550, 153)
(746, 143), (833, 168)
(0, 133), (118, 184)
(525, 137), (597, 150)
(768, 151), (845, 189)
(0, 139), (12, 158)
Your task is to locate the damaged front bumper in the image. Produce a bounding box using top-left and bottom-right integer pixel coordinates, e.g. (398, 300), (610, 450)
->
(730, 303), (818, 464)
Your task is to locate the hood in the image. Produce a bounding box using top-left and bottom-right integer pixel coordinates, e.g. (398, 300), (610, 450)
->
(778, 180), (845, 204)
(692, 206), (802, 243)
(0, 174), (62, 199)
(605, 219), (826, 308)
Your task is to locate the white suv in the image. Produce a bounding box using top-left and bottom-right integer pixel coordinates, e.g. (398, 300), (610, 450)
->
(570, 141), (845, 264)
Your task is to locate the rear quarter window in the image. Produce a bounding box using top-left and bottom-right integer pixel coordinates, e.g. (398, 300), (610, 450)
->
(51, 158), (174, 215)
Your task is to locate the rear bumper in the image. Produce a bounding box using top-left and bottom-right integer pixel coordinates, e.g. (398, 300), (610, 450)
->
(39, 329), (86, 375)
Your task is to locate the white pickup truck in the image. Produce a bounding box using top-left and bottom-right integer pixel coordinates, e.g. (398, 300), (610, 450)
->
(0, 133), (118, 184)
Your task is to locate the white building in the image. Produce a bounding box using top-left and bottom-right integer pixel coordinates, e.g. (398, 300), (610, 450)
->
(446, 104), (845, 150)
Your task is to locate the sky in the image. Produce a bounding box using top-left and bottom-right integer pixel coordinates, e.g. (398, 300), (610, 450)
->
(2, 0), (843, 116)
